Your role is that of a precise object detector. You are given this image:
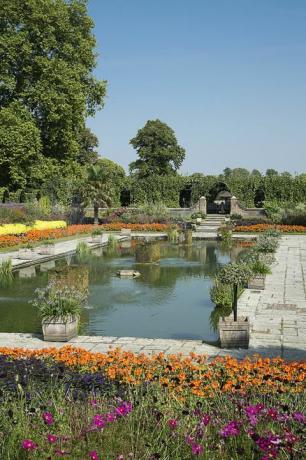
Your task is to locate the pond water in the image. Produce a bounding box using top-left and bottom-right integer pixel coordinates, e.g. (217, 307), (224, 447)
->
(0, 241), (247, 342)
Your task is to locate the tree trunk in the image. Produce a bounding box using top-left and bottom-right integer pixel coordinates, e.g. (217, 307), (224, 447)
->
(93, 204), (99, 225)
(233, 283), (238, 322)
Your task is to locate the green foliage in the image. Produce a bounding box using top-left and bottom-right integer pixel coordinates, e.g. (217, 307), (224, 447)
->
(129, 120), (185, 177)
(249, 259), (271, 276)
(32, 284), (85, 321)
(217, 263), (252, 286)
(0, 259), (13, 287)
(38, 196), (52, 217)
(210, 280), (232, 308)
(76, 241), (91, 258)
(0, 0), (106, 163)
(91, 227), (103, 236)
(255, 234), (279, 253)
(0, 102), (43, 190)
(191, 211), (206, 219)
(0, 207), (32, 225)
(218, 226), (232, 244)
(167, 227), (179, 244)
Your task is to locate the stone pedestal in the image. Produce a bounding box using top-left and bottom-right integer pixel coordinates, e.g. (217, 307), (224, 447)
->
(199, 196), (207, 214)
(219, 317), (250, 348)
(135, 241), (160, 263)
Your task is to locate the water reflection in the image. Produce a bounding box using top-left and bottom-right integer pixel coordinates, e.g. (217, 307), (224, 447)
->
(0, 241), (248, 341)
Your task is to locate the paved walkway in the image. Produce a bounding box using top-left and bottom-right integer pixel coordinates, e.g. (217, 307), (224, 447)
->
(238, 235), (306, 360)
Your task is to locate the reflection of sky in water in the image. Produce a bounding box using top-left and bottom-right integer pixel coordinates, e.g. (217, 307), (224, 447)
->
(0, 241), (241, 341)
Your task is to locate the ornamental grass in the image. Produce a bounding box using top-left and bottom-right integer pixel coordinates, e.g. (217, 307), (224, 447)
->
(234, 224), (306, 233)
(0, 349), (305, 459)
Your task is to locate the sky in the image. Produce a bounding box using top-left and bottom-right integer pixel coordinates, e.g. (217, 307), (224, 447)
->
(87, 0), (306, 175)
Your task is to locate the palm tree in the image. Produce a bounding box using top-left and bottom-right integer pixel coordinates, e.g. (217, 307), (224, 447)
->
(85, 165), (113, 224)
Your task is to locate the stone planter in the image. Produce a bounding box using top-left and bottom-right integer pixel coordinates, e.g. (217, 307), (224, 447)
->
(219, 317), (250, 349)
(42, 315), (78, 342)
(37, 244), (55, 256)
(18, 248), (38, 260)
(196, 218), (202, 225)
(90, 235), (103, 244)
(248, 275), (265, 290)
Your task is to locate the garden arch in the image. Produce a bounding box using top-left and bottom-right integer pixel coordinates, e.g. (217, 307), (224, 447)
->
(206, 182), (232, 214)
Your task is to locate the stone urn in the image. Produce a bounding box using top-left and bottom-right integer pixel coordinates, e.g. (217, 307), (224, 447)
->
(42, 315), (78, 342)
(219, 317), (250, 349)
(248, 275), (265, 290)
(196, 217), (202, 225)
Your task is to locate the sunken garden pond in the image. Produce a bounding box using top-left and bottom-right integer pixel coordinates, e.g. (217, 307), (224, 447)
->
(0, 240), (248, 342)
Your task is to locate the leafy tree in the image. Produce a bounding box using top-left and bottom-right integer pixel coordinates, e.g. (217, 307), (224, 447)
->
(83, 158), (125, 223)
(0, 0), (106, 164)
(266, 168), (278, 177)
(129, 120), (185, 177)
(0, 102), (43, 190)
(223, 168), (232, 178)
(251, 169), (262, 177)
(76, 127), (99, 165)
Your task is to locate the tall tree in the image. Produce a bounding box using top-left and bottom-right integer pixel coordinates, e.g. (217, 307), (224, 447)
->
(0, 102), (43, 190)
(0, 0), (106, 164)
(266, 168), (278, 177)
(129, 120), (185, 177)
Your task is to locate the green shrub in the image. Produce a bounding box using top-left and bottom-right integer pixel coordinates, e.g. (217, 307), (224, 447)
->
(190, 211), (206, 219)
(0, 207), (30, 224)
(32, 284), (85, 321)
(249, 259), (271, 276)
(255, 234), (279, 253)
(210, 280), (232, 308)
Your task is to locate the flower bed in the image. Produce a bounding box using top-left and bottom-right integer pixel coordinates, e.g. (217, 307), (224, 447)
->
(0, 348), (305, 459)
(0, 220), (67, 236)
(234, 224), (306, 233)
(0, 223), (173, 249)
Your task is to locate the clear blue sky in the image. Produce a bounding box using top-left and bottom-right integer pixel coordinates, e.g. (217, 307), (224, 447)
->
(87, 0), (306, 174)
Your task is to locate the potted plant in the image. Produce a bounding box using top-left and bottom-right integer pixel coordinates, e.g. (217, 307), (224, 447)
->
(90, 228), (104, 243)
(37, 240), (56, 256)
(18, 243), (37, 260)
(248, 258), (271, 290)
(31, 283), (85, 341)
(216, 263), (252, 348)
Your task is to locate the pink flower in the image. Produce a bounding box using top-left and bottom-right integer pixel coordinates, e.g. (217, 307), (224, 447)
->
(89, 451), (100, 460)
(90, 399), (98, 407)
(47, 434), (58, 443)
(106, 412), (116, 423)
(191, 443), (204, 456)
(201, 414), (211, 426)
(93, 414), (105, 429)
(21, 439), (37, 450)
(43, 411), (54, 425)
(168, 418), (178, 430)
(220, 421), (240, 438)
(115, 401), (132, 417)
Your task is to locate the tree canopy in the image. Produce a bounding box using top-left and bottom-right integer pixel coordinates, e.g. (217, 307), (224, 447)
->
(129, 120), (185, 177)
(0, 0), (106, 165)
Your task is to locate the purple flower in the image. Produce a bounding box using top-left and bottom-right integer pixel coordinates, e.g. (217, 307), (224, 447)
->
(292, 411), (305, 423)
(191, 443), (204, 456)
(256, 434), (282, 457)
(89, 451), (100, 460)
(201, 414), (211, 426)
(115, 401), (132, 417)
(92, 414), (105, 429)
(168, 418), (178, 430)
(267, 408), (278, 419)
(245, 405), (263, 426)
(90, 399), (98, 407)
(106, 412), (116, 423)
(220, 421), (240, 438)
(21, 439), (37, 450)
(47, 434), (58, 443)
(43, 411), (54, 425)
(185, 434), (194, 446)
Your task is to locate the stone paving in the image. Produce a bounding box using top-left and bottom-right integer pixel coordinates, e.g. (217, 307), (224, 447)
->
(238, 235), (306, 360)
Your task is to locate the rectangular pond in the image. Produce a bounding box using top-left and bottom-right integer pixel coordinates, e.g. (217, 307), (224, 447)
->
(0, 241), (248, 342)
